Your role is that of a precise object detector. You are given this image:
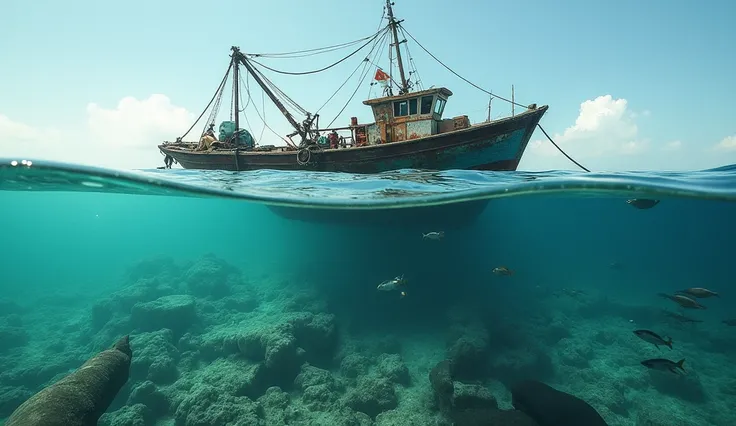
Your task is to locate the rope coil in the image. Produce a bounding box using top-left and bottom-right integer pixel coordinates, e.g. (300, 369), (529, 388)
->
(296, 144), (323, 166)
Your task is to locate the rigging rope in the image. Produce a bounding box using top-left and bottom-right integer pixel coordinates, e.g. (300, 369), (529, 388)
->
(315, 9), (388, 116)
(205, 85), (225, 133)
(178, 61), (233, 140)
(315, 58), (368, 115)
(239, 64), (294, 147)
(248, 27), (388, 76)
(256, 66), (308, 115)
(398, 24), (591, 173)
(398, 25), (423, 91)
(237, 72), (258, 141)
(247, 33), (380, 58)
(244, 54), (309, 117)
(259, 89), (266, 142)
(366, 26), (390, 100)
(399, 24), (528, 111)
(324, 30), (390, 129)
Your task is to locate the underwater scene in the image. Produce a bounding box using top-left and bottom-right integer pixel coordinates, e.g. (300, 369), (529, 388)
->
(1, 160), (736, 426)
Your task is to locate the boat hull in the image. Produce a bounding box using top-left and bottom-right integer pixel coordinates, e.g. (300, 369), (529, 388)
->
(158, 105), (547, 173)
(268, 199), (490, 230)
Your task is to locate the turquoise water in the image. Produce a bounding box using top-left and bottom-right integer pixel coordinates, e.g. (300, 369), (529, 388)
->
(1, 158), (735, 426)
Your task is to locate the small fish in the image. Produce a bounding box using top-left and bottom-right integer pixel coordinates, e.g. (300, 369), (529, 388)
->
(658, 293), (706, 309)
(676, 287), (719, 299)
(722, 319), (736, 326)
(422, 231), (444, 241)
(556, 288), (587, 299)
(662, 310), (703, 324)
(377, 274), (408, 298)
(633, 330), (673, 350)
(626, 198), (661, 209)
(641, 358), (686, 375)
(492, 266), (514, 276)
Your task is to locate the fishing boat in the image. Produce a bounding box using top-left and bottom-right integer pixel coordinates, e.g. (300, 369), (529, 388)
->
(157, 0), (548, 173)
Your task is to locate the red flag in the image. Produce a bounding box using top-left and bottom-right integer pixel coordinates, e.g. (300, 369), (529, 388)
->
(374, 68), (390, 81)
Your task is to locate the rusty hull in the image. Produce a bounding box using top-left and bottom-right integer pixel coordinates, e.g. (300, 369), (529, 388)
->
(158, 105), (547, 173)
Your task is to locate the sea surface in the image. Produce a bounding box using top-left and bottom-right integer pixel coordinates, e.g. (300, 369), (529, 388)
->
(1, 158), (735, 426)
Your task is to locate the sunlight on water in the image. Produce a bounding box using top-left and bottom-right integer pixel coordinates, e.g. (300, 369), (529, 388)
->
(1, 157), (736, 426)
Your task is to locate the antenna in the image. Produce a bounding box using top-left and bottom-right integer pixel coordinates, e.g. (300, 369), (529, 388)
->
(511, 84), (515, 117)
(487, 94), (493, 122)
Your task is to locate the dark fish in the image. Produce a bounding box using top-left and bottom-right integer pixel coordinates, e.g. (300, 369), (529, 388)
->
(723, 319), (736, 326)
(662, 310), (703, 324)
(676, 287), (719, 298)
(553, 288), (587, 300)
(627, 198), (660, 209)
(510, 380), (609, 426)
(492, 266), (514, 276)
(641, 358), (686, 375)
(658, 293), (706, 309)
(422, 231), (444, 241)
(633, 330), (673, 349)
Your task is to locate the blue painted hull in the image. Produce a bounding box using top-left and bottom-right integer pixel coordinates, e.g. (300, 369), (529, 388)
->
(158, 105), (547, 173)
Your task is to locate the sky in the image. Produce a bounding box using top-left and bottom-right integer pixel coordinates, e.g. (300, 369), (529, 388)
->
(1, 0), (735, 172)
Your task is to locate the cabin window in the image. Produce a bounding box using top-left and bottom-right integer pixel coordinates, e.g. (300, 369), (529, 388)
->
(420, 95), (433, 114)
(393, 100), (408, 117)
(434, 97), (447, 116)
(409, 98), (418, 115)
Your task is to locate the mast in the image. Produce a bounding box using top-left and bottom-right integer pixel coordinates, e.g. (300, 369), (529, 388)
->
(385, 0), (409, 94)
(233, 53), (240, 131)
(231, 46), (308, 141)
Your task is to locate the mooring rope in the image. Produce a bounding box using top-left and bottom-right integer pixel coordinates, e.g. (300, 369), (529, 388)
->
(399, 24), (591, 172)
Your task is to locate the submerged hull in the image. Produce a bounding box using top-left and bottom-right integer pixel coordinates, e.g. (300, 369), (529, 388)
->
(158, 105), (547, 173)
(268, 199), (490, 230)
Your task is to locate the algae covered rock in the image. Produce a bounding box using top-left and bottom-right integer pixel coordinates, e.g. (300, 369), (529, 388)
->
(127, 380), (170, 418)
(0, 325), (28, 353)
(131, 295), (197, 334)
(130, 329), (180, 384)
(452, 382), (498, 411)
(429, 360), (454, 414)
(343, 376), (398, 418)
(183, 254), (240, 299)
(173, 383), (265, 426)
(376, 353), (410, 386)
(0, 386), (33, 418)
(99, 403), (152, 426)
(340, 353), (370, 378)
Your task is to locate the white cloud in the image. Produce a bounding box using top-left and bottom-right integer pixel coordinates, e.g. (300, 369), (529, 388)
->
(526, 95), (646, 164)
(0, 114), (66, 162)
(0, 95), (196, 169)
(714, 135), (736, 152)
(519, 96), (735, 171)
(87, 94), (195, 151)
(0, 114), (62, 143)
(662, 140), (682, 151)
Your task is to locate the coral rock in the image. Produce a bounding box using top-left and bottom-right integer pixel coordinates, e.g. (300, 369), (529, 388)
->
(130, 295), (197, 335)
(452, 382), (498, 411)
(343, 376), (398, 418)
(429, 360), (455, 414)
(377, 353), (410, 386)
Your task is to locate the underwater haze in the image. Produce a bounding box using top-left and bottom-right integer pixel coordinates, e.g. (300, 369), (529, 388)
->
(1, 159), (736, 426)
